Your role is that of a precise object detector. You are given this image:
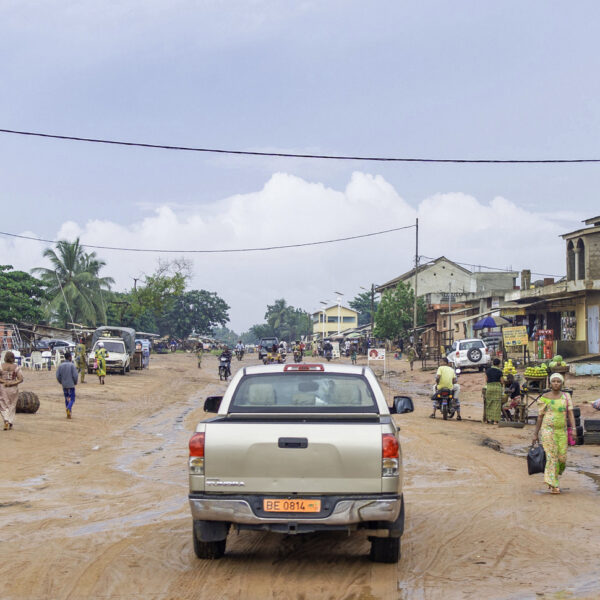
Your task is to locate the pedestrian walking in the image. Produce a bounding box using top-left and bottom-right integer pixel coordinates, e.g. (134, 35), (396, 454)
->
(0, 351), (24, 430)
(196, 344), (203, 369)
(406, 346), (416, 371)
(75, 338), (87, 383)
(56, 351), (79, 419)
(95, 342), (107, 385)
(532, 372), (576, 494)
(350, 346), (357, 365)
(484, 358), (503, 424)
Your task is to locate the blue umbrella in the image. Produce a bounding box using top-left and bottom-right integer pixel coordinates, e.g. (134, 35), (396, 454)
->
(473, 315), (510, 330)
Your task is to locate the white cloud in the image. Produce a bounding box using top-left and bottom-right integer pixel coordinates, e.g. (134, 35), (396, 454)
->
(0, 172), (584, 332)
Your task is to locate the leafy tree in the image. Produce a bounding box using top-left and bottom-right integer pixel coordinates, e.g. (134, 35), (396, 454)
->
(264, 299), (312, 341)
(349, 290), (379, 327)
(212, 326), (239, 346)
(0, 265), (46, 323)
(373, 282), (426, 341)
(244, 323), (275, 343)
(32, 238), (114, 327)
(160, 290), (230, 339)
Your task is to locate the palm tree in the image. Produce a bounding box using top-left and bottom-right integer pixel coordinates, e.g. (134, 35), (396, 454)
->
(32, 238), (114, 327)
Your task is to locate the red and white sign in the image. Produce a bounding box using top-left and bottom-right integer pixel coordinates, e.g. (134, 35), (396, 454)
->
(368, 348), (386, 361)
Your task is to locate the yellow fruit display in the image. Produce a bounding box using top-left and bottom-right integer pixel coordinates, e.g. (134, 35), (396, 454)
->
(524, 364), (548, 378)
(502, 359), (517, 376)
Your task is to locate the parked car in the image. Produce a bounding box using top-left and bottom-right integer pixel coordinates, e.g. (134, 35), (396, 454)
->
(446, 338), (491, 371)
(257, 337), (279, 361)
(188, 362), (414, 563)
(88, 338), (131, 375)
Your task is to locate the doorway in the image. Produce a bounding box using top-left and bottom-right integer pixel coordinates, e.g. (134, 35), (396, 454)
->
(587, 305), (599, 354)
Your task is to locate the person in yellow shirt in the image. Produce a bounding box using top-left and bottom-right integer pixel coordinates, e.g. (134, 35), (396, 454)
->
(431, 357), (461, 420)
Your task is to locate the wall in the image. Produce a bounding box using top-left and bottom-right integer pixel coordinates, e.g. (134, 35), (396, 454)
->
(405, 259), (473, 296)
(473, 272), (517, 291)
(586, 233), (600, 279)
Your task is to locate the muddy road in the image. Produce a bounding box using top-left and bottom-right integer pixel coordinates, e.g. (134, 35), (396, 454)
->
(1, 353), (600, 600)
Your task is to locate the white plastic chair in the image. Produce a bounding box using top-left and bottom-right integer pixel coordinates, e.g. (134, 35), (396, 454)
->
(31, 351), (43, 370)
(54, 349), (63, 367)
(0, 350), (6, 365)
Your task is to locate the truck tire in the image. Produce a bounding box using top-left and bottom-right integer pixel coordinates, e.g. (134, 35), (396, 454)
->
(16, 391), (40, 414)
(584, 419), (600, 432)
(573, 407), (581, 418)
(583, 432), (600, 445)
(193, 525), (227, 559)
(369, 536), (400, 563)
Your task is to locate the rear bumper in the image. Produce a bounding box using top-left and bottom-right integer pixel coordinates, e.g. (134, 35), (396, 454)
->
(188, 493), (402, 526)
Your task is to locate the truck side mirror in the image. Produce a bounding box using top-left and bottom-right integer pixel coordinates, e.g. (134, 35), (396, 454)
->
(204, 396), (223, 413)
(391, 395), (414, 414)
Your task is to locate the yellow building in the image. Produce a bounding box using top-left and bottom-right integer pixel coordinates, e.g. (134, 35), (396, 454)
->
(312, 305), (358, 338)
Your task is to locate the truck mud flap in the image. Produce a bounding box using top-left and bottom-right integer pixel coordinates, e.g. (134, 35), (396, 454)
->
(195, 520), (230, 542)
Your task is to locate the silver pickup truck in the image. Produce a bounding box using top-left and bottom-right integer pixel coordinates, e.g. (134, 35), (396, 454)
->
(188, 362), (413, 563)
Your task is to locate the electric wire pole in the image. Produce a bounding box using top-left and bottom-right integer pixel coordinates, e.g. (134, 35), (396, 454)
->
(412, 218), (419, 345)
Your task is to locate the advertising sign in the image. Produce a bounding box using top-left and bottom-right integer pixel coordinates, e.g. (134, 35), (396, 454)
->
(368, 348), (386, 361)
(502, 326), (529, 346)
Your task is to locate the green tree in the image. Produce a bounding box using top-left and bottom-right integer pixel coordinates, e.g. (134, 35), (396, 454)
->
(0, 265), (46, 323)
(349, 290), (379, 327)
(160, 290), (230, 339)
(373, 282), (426, 341)
(32, 238), (114, 327)
(264, 299), (312, 341)
(212, 326), (239, 346)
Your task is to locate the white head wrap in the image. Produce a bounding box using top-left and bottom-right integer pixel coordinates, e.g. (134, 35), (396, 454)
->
(98, 342), (104, 348)
(549, 372), (564, 384)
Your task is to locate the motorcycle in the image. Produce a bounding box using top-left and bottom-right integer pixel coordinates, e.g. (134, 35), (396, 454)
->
(324, 349), (332, 362)
(432, 387), (456, 420)
(293, 349), (302, 363)
(277, 350), (286, 363)
(235, 349), (244, 361)
(218, 356), (231, 381)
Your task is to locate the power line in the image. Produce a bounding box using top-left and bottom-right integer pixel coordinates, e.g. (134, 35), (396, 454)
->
(0, 224), (414, 254)
(1, 128), (599, 164)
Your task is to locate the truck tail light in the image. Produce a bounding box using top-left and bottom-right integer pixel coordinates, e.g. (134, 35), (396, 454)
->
(456, 351), (460, 359)
(485, 347), (490, 354)
(382, 434), (399, 477)
(189, 432), (205, 474)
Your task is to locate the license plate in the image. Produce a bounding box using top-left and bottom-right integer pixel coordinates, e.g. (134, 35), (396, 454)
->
(263, 498), (321, 513)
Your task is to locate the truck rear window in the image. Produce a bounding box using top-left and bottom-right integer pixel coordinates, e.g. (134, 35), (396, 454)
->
(229, 373), (378, 413)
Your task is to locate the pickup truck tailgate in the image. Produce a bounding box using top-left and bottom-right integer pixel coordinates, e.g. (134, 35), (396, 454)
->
(204, 421), (383, 494)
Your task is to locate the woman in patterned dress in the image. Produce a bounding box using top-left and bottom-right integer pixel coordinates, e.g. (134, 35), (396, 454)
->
(0, 351), (24, 430)
(95, 342), (108, 385)
(532, 373), (576, 494)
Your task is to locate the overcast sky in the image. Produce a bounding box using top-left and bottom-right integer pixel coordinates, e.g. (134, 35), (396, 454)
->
(1, 1), (599, 333)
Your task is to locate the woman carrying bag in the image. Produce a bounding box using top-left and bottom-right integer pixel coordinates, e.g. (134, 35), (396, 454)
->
(532, 372), (576, 494)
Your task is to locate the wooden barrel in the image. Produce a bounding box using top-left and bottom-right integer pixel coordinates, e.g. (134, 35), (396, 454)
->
(16, 391), (40, 414)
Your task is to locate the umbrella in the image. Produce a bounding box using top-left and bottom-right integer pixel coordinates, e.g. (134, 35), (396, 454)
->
(473, 315), (511, 330)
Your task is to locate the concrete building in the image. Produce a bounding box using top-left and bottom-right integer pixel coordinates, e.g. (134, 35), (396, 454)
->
(312, 305), (358, 339)
(502, 216), (600, 357)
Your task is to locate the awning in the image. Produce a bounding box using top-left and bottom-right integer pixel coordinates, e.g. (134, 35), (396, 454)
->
(454, 309), (501, 325)
(440, 306), (475, 316)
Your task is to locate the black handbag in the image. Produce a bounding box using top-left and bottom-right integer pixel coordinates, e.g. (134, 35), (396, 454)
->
(527, 442), (546, 475)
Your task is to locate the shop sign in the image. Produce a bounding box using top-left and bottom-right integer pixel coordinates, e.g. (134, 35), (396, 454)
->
(502, 326), (529, 346)
(368, 348), (386, 361)
(502, 307), (526, 316)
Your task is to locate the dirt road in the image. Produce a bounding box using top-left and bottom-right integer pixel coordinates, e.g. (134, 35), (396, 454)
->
(1, 353), (600, 600)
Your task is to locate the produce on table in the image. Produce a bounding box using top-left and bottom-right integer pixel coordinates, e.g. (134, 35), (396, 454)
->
(502, 359), (517, 376)
(524, 364), (548, 378)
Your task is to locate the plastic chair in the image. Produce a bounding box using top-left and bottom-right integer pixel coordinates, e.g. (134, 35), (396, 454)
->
(31, 351), (43, 370)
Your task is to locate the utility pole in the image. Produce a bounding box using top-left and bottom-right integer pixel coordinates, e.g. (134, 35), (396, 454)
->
(370, 283), (375, 334)
(448, 281), (452, 346)
(412, 218), (419, 344)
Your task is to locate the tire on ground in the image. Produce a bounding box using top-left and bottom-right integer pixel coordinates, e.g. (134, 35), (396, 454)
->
(193, 530), (226, 559)
(369, 536), (400, 563)
(16, 391), (40, 414)
(583, 432), (600, 445)
(583, 419), (600, 432)
(573, 406), (581, 418)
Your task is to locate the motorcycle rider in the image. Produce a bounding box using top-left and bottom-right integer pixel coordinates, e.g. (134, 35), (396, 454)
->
(292, 340), (303, 362)
(323, 339), (333, 360)
(431, 357), (461, 420)
(218, 346), (232, 378)
(235, 340), (244, 360)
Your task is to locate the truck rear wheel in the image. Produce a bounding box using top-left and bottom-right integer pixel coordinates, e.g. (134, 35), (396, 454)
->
(193, 529), (226, 559)
(369, 536), (400, 563)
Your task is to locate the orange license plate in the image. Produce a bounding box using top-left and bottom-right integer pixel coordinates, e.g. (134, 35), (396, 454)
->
(263, 499), (321, 513)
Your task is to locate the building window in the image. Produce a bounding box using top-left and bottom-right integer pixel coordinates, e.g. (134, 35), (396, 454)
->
(577, 238), (585, 280)
(561, 311), (576, 341)
(327, 316), (338, 323)
(567, 241), (575, 281)
(342, 316), (355, 323)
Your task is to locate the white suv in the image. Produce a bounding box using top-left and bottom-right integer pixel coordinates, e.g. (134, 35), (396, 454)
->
(447, 338), (490, 372)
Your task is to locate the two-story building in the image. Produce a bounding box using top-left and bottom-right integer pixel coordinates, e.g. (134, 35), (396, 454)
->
(312, 305), (358, 339)
(503, 216), (600, 357)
